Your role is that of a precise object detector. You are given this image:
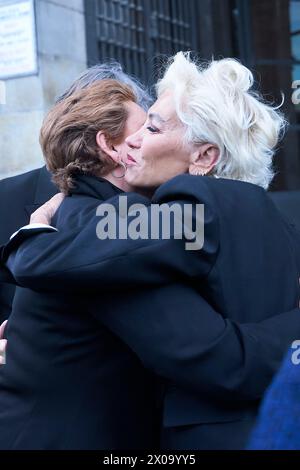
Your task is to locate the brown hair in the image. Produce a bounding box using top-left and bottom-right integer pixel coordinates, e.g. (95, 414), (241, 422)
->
(40, 79), (136, 194)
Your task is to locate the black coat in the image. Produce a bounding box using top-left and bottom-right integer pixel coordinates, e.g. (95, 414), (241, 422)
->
(0, 175), (159, 449)
(2, 174), (300, 449)
(0, 167), (57, 322)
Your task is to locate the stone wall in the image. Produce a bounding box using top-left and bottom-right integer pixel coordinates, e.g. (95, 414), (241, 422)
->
(0, 0), (87, 180)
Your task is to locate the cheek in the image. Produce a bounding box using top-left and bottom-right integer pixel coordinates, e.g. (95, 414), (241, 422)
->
(154, 142), (188, 170)
(124, 166), (142, 186)
(140, 133), (164, 156)
(117, 144), (127, 160)
(128, 135), (190, 186)
(155, 149), (190, 184)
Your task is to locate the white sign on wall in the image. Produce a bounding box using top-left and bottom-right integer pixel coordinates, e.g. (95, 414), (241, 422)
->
(0, 0), (38, 80)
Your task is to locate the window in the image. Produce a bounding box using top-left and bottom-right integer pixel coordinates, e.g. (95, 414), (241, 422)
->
(85, 0), (199, 85)
(290, 0), (300, 125)
(290, 0), (300, 83)
(232, 0), (300, 189)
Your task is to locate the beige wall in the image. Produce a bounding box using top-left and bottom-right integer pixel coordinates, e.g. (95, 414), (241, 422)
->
(0, 0), (87, 180)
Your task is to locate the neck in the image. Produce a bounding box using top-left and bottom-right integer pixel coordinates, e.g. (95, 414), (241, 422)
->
(101, 171), (155, 197)
(103, 172), (133, 192)
(131, 185), (155, 198)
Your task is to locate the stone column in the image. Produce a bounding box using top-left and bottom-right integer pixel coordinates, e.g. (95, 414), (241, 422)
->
(0, 0), (87, 180)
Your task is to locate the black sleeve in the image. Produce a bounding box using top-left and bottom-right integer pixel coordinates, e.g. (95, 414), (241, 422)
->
(1, 177), (219, 292)
(0, 265), (16, 285)
(93, 283), (300, 401)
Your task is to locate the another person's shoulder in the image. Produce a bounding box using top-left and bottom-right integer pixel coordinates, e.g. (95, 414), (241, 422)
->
(0, 167), (44, 196)
(0, 167), (57, 244)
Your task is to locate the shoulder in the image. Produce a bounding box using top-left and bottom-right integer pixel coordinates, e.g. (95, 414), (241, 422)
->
(0, 168), (48, 242)
(57, 191), (150, 230)
(151, 175), (277, 232)
(151, 174), (266, 208)
(55, 195), (103, 230)
(201, 176), (266, 200)
(152, 174), (215, 204)
(0, 167), (43, 196)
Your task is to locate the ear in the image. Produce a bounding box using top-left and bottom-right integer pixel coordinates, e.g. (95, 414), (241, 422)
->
(189, 143), (219, 176)
(96, 131), (119, 164)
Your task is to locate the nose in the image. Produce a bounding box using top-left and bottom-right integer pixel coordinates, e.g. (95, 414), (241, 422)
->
(125, 129), (142, 149)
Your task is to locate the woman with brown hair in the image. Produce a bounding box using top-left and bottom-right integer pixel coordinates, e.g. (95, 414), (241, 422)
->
(0, 78), (162, 449)
(4, 53), (300, 450)
(41, 79), (146, 194)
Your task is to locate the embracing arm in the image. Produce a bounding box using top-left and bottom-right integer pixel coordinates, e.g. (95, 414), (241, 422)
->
(2, 176), (219, 292)
(95, 284), (300, 401)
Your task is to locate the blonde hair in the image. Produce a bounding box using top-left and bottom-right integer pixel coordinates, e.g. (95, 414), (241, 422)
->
(156, 52), (287, 189)
(40, 79), (136, 194)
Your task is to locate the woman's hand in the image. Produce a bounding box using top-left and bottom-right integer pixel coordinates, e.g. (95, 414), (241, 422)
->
(0, 320), (8, 365)
(30, 193), (65, 225)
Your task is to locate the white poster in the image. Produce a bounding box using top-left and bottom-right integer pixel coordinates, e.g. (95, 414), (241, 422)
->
(0, 0), (38, 80)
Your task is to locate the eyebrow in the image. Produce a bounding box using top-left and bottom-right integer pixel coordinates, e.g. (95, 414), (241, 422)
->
(148, 112), (167, 124)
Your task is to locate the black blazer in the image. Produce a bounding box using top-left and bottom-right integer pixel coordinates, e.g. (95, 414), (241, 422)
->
(0, 167), (57, 322)
(3, 174), (300, 449)
(0, 175), (159, 449)
(269, 190), (300, 232)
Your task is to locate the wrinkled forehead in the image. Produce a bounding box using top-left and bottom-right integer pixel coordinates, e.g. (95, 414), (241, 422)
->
(124, 101), (147, 135)
(148, 90), (178, 124)
(126, 100), (147, 122)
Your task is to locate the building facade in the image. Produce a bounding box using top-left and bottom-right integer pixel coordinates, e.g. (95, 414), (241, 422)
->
(0, 0), (299, 189)
(0, 0), (87, 179)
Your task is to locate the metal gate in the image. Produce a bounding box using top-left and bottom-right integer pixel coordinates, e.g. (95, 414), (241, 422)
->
(85, 0), (199, 85)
